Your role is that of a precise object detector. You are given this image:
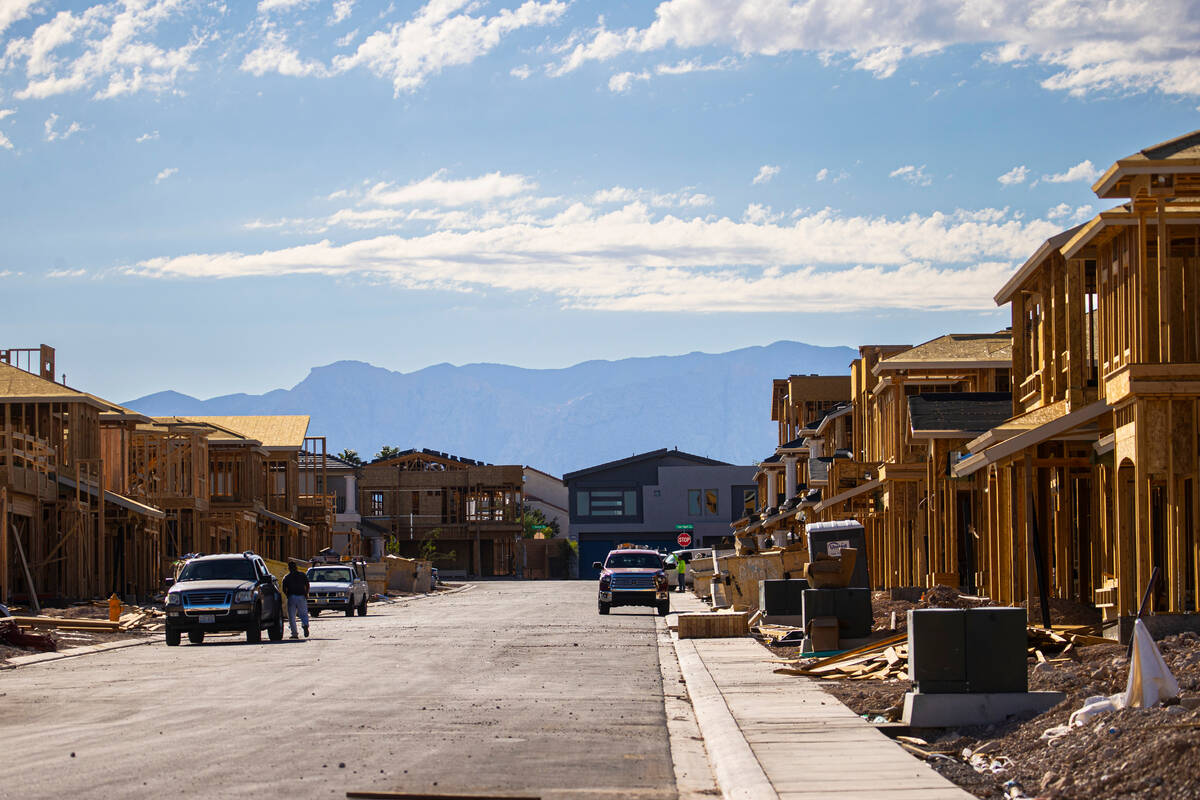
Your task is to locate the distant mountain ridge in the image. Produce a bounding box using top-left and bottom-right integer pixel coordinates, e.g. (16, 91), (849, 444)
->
(125, 341), (856, 476)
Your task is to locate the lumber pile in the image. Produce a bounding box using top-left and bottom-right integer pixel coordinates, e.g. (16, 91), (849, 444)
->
(773, 633), (908, 680)
(6, 616), (121, 632)
(771, 624), (1115, 681)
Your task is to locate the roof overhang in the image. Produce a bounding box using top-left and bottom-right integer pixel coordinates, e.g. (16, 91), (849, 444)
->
(259, 508), (311, 533)
(814, 478), (881, 514)
(952, 400), (1110, 478)
(57, 476), (166, 520)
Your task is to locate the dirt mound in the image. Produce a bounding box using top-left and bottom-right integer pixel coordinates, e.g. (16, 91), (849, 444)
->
(919, 584), (994, 610)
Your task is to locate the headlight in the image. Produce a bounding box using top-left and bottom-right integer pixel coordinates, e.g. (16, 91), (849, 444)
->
(234, 590), (255, 603)
(165, 592), (181, 607)
(336, 591), (349, 598)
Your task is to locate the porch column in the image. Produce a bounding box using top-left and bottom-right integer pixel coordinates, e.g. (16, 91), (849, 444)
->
(344, 475), (357, 515)
(784, 456), (798, 499)
(765, 469), (777, 508)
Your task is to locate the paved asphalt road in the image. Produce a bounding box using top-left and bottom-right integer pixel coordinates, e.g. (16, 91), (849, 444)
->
(0, 581), (680, 800)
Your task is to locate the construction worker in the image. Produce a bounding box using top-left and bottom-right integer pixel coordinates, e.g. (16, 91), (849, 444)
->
(282, 561), (310, 639)
(675, 553), (686, 592)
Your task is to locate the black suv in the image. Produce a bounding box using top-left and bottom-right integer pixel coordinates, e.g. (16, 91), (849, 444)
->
(164, 552), (284, 645)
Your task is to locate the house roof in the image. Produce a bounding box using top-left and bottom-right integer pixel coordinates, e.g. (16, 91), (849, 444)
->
(0, 362), (107, 407)
(873, 333), (1012, 374)
(298, 452), (358, 471)
(908, 392), (1014, 437)
(563, 448), (731, 481)
(1093, 129), (1200, 198)
(155, 417), (261, 446)
(814, 403), (853, 435)
(185, 416), (310, 450)
(994, 224), (1086, 304)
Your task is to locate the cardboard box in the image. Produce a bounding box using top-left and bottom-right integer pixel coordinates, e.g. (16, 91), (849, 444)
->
(808, 616), (840, 651)
(678, 612), (749, 639)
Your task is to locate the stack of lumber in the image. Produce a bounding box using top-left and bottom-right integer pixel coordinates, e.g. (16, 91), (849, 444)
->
(773, 633), (908, 680)
(677, 611), (749, 639)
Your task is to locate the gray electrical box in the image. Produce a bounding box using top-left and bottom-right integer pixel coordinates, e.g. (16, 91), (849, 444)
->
(760, 579), (809, 615)
(964, 607), (1028, 693)
(908, 607), (1029, 694)
(802, 588), (873, 638)
(908, 609), (968, 692)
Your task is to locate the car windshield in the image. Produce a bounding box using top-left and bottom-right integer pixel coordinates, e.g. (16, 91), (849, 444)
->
(605, 553), (662, 569)
(177, 559), (256, 582)
(308, 568), (352, 583)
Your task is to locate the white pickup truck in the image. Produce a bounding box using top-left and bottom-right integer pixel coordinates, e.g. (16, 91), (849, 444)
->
(306, 560), (369, 617)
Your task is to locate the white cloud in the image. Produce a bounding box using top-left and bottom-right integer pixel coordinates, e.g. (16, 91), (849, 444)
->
(365, 170), (535, 207)
(1047, 202), (1095, 224)
(1041, 159), (1101, 184)
(997, 165), (1029, 186)
(815, 167), (849, 183)
(155, 166), (178, 183)
(511, 64), (532, 79)
(330, 0), (355, 24)
(654, 55), (737, 75)
(0, 109), (15, 150)
(752, 164), (779, 185)
(608, 70), (649, 92)
(325, 0), (569, 95)
(549, 0), (1200, 100)
(3, 0), (205, 101)
(47, 268), (87, 279)
(43, 113), (84, 142)
(241, 31), (330, 77)
(0, 0), (37, 37)
(258, 0), (314, 11)
(136, 130), (159, 143)
(591, 185), (712, 208)
(127, 198), (1062, 313)
(889, 164), (931, 187)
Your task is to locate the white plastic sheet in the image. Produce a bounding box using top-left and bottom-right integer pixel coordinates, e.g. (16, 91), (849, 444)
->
(1040, 619), (1179, 742)
(1123, 618), (1180, 708)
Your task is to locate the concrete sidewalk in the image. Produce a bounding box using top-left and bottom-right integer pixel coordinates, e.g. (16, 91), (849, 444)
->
(667, 591), (972, 800)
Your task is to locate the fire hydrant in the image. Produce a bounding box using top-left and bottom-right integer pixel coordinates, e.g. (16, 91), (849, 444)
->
(108, 593), (122, 623)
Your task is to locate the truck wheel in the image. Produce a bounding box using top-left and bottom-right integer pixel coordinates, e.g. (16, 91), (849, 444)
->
(598, 601), (610, 615)
(357, 597), (367, 616)
(188, 630), (204, 644)
(310, 609), (321, 617)
(165, 629), (181, 647)
(267, 611), (284, 641)
(657, 600), (670, 617)
(344, 603), (354, 617)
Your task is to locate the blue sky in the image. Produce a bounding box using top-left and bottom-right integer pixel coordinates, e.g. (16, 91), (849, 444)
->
(2, 0), (1198, 401)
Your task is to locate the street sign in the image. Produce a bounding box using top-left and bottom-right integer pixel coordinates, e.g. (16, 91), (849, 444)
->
(674, 524), (694, 531)
(676, 531), (692, 548)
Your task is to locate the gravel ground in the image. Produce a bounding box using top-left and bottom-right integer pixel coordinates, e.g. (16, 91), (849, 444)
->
(809, 633), (1200, 799)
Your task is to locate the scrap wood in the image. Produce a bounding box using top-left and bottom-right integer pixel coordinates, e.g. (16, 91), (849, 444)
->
(8, 616), (120, 632)
(118, 611), (150, 631)
(0, 620), (56, 653)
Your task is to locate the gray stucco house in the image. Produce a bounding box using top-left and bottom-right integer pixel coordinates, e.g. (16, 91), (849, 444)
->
(564, 448), (758, 579)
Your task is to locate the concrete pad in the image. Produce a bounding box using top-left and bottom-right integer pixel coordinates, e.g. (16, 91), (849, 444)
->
(902, 690), (1067, 727)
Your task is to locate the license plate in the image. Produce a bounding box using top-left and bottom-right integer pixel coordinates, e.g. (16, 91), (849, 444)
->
(198, 614), (215, 624)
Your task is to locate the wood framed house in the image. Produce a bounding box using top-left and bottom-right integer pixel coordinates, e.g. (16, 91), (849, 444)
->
(1, 346), (165, 602)
(184, 416), (315, 561)
(358, 449), (523, 577)
(859, 333), (1012, 589)
(955, 129), (1200, 627)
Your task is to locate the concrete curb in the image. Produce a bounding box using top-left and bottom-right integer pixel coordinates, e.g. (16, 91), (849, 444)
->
(385, 583), (474, 603)
(673, 634), (779, 800)
(656, 619), (719, 799)
(4, 636), (154, 668)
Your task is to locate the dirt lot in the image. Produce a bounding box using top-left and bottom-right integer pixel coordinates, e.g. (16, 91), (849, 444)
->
(761, 589), (1200, 799)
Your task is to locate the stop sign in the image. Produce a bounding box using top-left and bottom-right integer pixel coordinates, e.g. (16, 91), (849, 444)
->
(676, 531), (692, 547)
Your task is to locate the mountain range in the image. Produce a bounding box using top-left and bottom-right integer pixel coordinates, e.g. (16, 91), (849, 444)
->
(124, 341), (857, 476)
